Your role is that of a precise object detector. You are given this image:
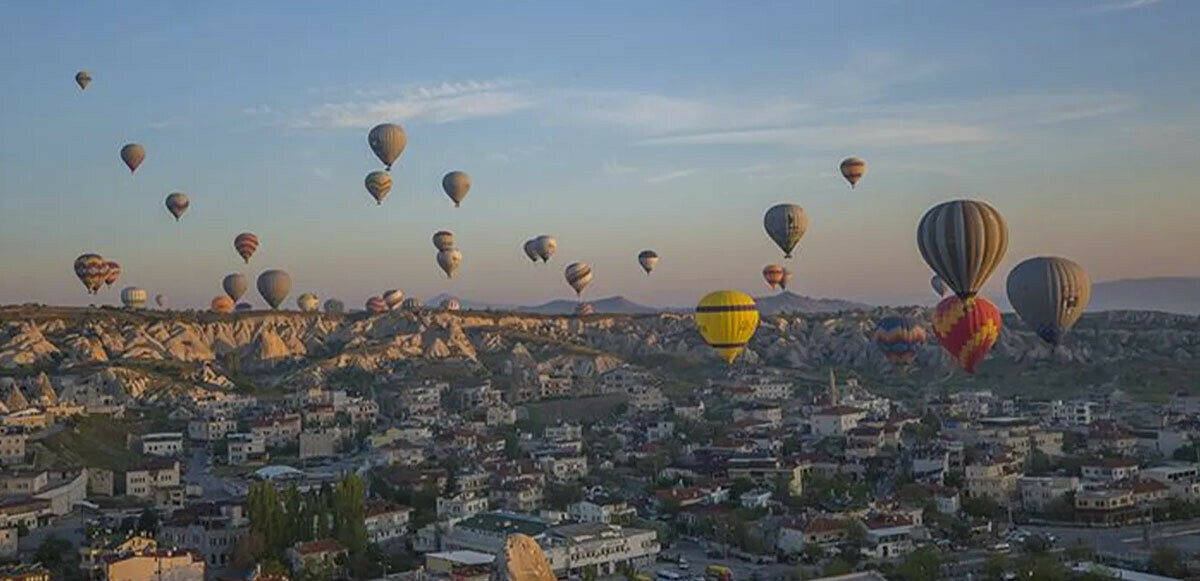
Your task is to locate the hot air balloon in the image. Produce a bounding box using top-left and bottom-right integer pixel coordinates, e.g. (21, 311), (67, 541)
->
(575, 302), (596, 317)
(1006, 257), (1092, 345)
(368, 123), (407, 170)
(763, 204), (809, 258)
(104, 261), (121, 288)
(120, 143), (145, 174)
(297, 293), (319, 313)
(762, 265), (784, 290)
(401, 297), (422, 311)
(75, 71), (92, 91)
(223, 274), (248, 302)
(933, 295), (1002, 373)
(931, 275), (948, 298)
(839, 157), (867, 188)
(120, 287), (148, 308)
(323, 299), (345, 314)
(564, 263), (593, 296)
(433, 231), (455, 252)
(234, 233), (259, 264)
(523, 240), (539, 263)
(917, 200), (1008, 299)
(165, 192), (189, 221)
(437, 249), (462, 278)
(533, 235), (557, 263)
(383, 289), (404, 309)
(440, 297), (462, 311)
(366, 296), (388, 314)
(235, 302), (253, 312)
(780, 268), (794, 291)
(637, 250), (659, 274)
(695, 290), (760, 364)
(256, 270), (291, 310)
(873, 316), (927, 367)
(364, 171), (392, 205)
(73, 254), (108, 294)
(211, 296), (234, 314)
(442, 171), (471, 207)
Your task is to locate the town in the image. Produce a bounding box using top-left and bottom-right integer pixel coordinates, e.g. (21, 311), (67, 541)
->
(2, 349), (1200, 581)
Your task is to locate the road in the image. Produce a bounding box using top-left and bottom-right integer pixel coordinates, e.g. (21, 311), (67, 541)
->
(665, 539), (795, 581)
(1024, 519), (1200, 555)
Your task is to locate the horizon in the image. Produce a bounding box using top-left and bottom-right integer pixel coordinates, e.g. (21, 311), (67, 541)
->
(2, 1), (1199, 310)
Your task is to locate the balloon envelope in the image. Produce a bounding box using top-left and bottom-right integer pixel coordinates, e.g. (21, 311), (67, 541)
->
(104, 261), (121, 287)
(564, 263), (593, 296)
(256, 270), (291, 310)
(437, 249), (462, 278)
(211, 296), (234, 314)
(297, 293), (319, 312)
(368, 124), (407, 170)
(223, 274), (248, 302)
(366, 296), (388, 314)
(839, 157), (867, 188)
(433, 231), (455, 252)
(695, 290), (760, 364)
(1006, 256), (1092, 345)
(762, 265), (784, 290)
(74, 254), (108, 294)
(364, 171), (392, 205)
(234, 233), (259, 264)
(383, 289), (404, 309)
(933, 295), (1002, 373)
(533, 236), (557, 262)
(75, 71), (92, 90)
(120, 143), (145, 173)
(763, 204), (809, 258)
(323, 299), (345, 314)
(931, 275), (949, 298)
(917, 200), (1008, 299)
(523, 240), (539, 263)
(873, 316), (927, 366)
(120, 287), (148, 308)
(165, 192), (189, 221)
(637, 250), (659, 274)
(442, 171), (471, 207)
(155, 294), (167, 309)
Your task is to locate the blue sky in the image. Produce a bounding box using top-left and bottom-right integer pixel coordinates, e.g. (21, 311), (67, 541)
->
(1, 0), (1197, 309)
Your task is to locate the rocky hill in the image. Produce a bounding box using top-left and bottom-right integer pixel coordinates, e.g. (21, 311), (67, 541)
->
(0, 305), (1197, 405)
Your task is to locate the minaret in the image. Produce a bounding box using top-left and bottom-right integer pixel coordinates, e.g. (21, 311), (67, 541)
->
(829, 368), (838, 406)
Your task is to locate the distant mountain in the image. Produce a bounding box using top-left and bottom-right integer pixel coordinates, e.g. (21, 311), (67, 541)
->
(523, 295), (660, 315)
(1088, 277), (1200, 315)
(426, 293), (516, 311)
(754, 291), (870, 314)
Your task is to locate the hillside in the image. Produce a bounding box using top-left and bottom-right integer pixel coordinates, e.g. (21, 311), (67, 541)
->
(1089, 277), (1200, 315)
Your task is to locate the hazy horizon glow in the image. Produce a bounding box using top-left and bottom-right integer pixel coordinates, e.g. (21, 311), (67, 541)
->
(2, 1), (1198, 310)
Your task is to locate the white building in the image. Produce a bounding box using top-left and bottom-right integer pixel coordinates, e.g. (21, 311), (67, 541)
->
(437, 492), (489, 520)
(136, 433), (184, 457)
(299, 430), (338, 459)
(187, 417), (237, 442)
(739, 490), (772, 509)
(365, 502), (412, 544)
(540, 455), (588, 481)
(567, 499), (636, 524)
(1019, 476), (1080, 511)
(861, 516), (918, 560)
(227, 433), (266, 466)
(1081, 459), (1140, 483)
(545, 423), (583, 442)
(628, 386), (668, 413)
(810, 406), (868, 437)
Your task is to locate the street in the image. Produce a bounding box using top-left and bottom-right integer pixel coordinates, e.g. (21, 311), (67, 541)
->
(1025, 519), (1200, 556)
(665, 538), (795, 581)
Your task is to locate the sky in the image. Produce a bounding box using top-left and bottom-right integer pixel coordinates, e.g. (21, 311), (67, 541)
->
(1, 0), (1198, 309)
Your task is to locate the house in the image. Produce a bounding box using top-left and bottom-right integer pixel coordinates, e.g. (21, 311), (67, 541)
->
(1074, 486), (1141, 526)
(965, 455), (1021, 504)
(122, 459), (181, 501)
(739, 489), (772, 510)
(1019, 476), (1080, 512)
(933, 488), (961, 514)
(250, 414), (302, 448)
(380, 442), (426, 467)
(227, 433), (267, 466)
(861, 515), (917, 560)
(544, 423), (583, 442)
(0, 429), (26, 464)
(540, 455), (588, 481)
(801, 517), (853, 550)
(732, 404), (783, 427)
(0, 528), (14, 559)
(628, 386), (668, 413)
(1081, 458), (1140, 483)
(425, 550), (495, 576)
(1132, 428), (1189, 458)
(673, 400), (705, 422)
(364, 501), (411, 544)
(133, 433), (184, 457)
(1122, 480), (1170, 506)
(299, 430), (338, 459)
(811, 406), (868, 437)
(1141, 464), (1200, 500)
(490, 481), (544, 513)
(79, 535), (158, 577)
(158, 502), (249, 570)
(725, 456), (807, 496)
(437, 492), (489, 519)
(0, 564), (50, 581)
(105, 549), (206, 581)
(568, 498), (636, 524)
(285, 539), (347, 575)
(187, 417), (237, 442)
(544, 522), (661, 576)
(0, 498), (49, 531)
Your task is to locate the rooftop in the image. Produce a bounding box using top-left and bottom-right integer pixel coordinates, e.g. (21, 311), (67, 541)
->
(459, 512), (547, 537)
(293, 539), (345, 556)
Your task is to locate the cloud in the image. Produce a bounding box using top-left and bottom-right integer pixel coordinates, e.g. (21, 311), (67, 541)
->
(1085, 0), (1161, 13)
(148, 118), (190, 129)
(288, 80), (534, 128)
(644, 169), (698, 183)
(312, 167), (332, 182)
(603, 160), (638, 175)
(565, 90), (808, 136)
(638, 121), (995, 148)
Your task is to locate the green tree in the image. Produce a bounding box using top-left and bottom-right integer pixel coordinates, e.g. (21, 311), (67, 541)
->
(983, 553), (1007, 581)
(301, 558), (337, 581)
(897, 546), (941, 581)
(823, 558), (852, 577)
(136, 508), (159, 535)
(35, 535), (72, 567)
(962, 496), (1003, 519)
(1016, 555), (1067, 581)
(1150, 545), (1188, 578)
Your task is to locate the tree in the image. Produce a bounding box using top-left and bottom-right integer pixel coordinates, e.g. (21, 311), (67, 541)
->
(1025, 450), (1052, 476)
(301, 558), (337, 581)
(983, 553), (1007, 581)
(136, 508), (160, 535)
(962, 496), (1003, 519)
(233, 532), (267, 570)
(897, 546), (941, 581)
(1150, 545), (1188, 578)
(1015, 555), (1067, 581)
(35, 535), (72, 567)
(823, 558), (852, 577)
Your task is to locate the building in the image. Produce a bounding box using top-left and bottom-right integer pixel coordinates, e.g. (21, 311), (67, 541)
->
(540, 455), (588, 481)
(1081, 459), (1140, 483)
(544, 424), (583, 442)
(1132, 428), (1190, 459)
(739, 489), (772, 509)
(725, 456), (806, 496)
(0, 430), (26, 464)
(79, 535), (158, 577)
(732, 373), (793, 401)
(187, 417), (237, 442)
(442, 512), (550, 554)
(425, 550), (495, 576)
(628, 386), (668, 413)
(544, 522), (660, 576)
(811, 406), (868, 437)
(1019, 476), (1080, 512)
(0, 498), (49, 531)
(861, 515), (917, 560)
(0, 528), (14, 559)
(365, 501), (411, 544)
(0, 564), (50, 581)
(158, 502), (249, 571)
(568, 498), (636, 524)
(134, 432), (184, 457)
(250, 414), (302, 448)
(285, 539), (347, 575)
(1074, 486), (1141, 526)
(299, 430), (338, 459)
(437, 492), (489, 520)
(227, 433), (267, 466)
(106, 549), (206, 581)
(965, 456), (1020, 504)
(123, 459), (181, 499)
(1141, 464), (1200, 500)
(1051, 400), (1099, 426)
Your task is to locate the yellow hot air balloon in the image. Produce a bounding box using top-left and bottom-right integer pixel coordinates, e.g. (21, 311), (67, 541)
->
(694, 290), (760, 364)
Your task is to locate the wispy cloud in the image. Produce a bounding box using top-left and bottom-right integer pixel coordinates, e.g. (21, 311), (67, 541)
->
(603, 160), (638, 175)
(312, 167), (332, 182)
(1085, 0), (1161, 13)
(644, 169), (698, 183)
(638, 121), (995, 148)
(148, 118), (190, 129)
(284, 80), (534, 128)
(565, 90), (808, 136)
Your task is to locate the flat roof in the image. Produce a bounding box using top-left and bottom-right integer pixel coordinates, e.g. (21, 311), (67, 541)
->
(427, 550), (496, 566)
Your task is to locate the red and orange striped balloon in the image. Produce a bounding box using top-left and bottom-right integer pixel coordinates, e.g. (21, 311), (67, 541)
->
(234, 233), (259, 264)
(104, 261), (121, 287)
(933, 295), (1002, 374)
